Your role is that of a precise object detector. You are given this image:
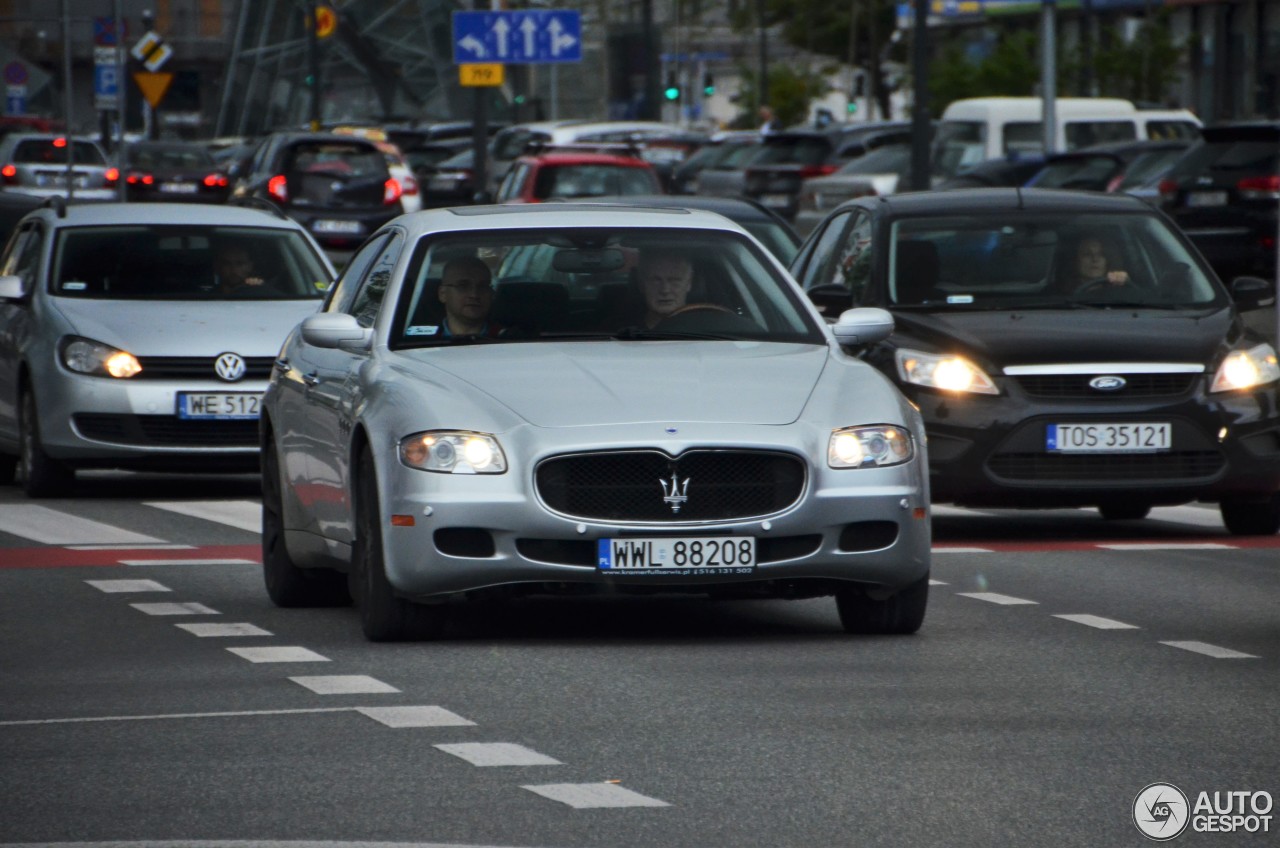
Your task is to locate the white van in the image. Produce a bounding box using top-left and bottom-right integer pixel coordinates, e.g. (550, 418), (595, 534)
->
(931, 97), (1201, 179)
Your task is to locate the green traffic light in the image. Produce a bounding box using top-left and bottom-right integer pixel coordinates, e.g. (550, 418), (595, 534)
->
(847, 102), (858, 114)
(664, 86), (680, 101)
(703, 85), (715, 96)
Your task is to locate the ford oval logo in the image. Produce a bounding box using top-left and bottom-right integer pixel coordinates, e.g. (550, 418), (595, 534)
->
(1089, 375), (1127, 391)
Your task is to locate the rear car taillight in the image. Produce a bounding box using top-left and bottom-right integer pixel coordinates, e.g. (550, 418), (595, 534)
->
(126, 172), (154, 185)
(267, 174), (288, 203)
(203, 173), (228, 188)
(799, 164), (839, 179)
(1157, 178), (1178, 204)
(401, 175), (419, 196)
(383, 177), (403, 205)
(1238, 175), (1280, 200)
(104, 167), (119, 186)
(1, 164), (16, 184)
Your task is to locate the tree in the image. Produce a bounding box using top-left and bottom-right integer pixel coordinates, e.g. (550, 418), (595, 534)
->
(1092, 12), (1187, 104)
(730, 64), (831, 129)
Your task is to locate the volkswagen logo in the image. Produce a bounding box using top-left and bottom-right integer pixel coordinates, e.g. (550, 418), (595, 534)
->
(214, 352), (247, 382)
(1089, 375), (1127, 391)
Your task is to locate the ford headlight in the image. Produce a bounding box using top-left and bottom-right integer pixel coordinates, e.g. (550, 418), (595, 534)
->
(398, 431), (507, 474)
(829, 425), (914, 469)
(1210, 343), (1280, 393)
(895, 348), (998, 395)
(61, 336), (142, 378)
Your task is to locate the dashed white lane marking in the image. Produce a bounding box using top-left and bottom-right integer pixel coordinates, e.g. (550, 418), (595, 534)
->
(1098, 542), (1235, 551)
(290, 675), (400, 694)
(131, 602), (219, 616)
(69, 544), (194, 551)
(121, 558), (258, 566)
(356, 706), (476, 728)
(522, 782), (670, 809)
(0, 706), (394, 727)
(933, 546), (995, 553)
(956, 592), (1039, 605)
(1053, 614), (1140, 630)
(85, 579), (170, 593)
(1160, 641), (1258, 659)
(437, 743), (563, 767)
(175, 622), (271, 637)
(227, 646), (329, 663)
(144, 500), (262, 534)
(0, 505), (164, 545)
(928, 579), (948, 586)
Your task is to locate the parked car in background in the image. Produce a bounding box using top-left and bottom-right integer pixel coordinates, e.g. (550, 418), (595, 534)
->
(0, 201), (334, 497)
(421, 147), (477, 208)
(259, 204), (930, 639)
(1159, 121), (1280, 284)
(494, 147), (662, 203)
(1023, 139), (1191, 193)
(580, 194), (803, 266)
(668, 131), (759, 194)
(934, 153), (1047, 189)
(793, 143), (914, 236)
(401, 137), (471, 189)
(229, 131), (404, 251)
(123, 140), (231, 204)
(0, 134), (118, 200)
(790, 188), (1280, 534)
(742, 122), (913, 222)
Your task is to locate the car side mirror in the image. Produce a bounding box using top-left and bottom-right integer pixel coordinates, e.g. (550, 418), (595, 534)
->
(831, 307), (894, 349)
(1230, 276), (1275, 311)
(301, 313), (373, 351)
(0, 274), (27, 301)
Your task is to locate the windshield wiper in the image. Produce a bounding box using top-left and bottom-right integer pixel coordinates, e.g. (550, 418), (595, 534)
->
(612, 326), (744, 341)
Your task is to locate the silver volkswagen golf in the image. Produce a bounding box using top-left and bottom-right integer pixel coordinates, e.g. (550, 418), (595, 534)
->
(0, 201), (334, 496)
(261, 205), (930, 640)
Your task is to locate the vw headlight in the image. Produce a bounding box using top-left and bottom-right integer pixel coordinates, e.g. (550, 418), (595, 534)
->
(61, 337), (141, 378)
(399, 431), (507, 474)
(895, 348), (998, 395)
(829, 425), (914, 469)
(1210, 344), (1280, 393)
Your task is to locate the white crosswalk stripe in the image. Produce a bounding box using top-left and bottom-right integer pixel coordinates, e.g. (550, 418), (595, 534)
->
(144, 500), (262, 533)
(0, 505), (164, 545)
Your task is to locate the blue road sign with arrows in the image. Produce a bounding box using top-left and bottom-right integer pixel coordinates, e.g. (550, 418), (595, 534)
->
(452, 10), (581, 64)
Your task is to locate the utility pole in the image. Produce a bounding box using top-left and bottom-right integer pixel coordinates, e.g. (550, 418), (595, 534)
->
(909, 0), (930, 190)
(308, 0), (321, 130)
(61, 0), (74, 199)
(1041, 0), (1057, 154)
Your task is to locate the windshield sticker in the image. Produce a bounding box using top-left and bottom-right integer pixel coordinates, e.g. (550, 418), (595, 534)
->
(946, 295), (974, 304)
(406, 325), (440, 336)
(62, 281), (88, 291)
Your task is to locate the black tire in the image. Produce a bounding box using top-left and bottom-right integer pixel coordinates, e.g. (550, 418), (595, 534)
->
(353, 447), (442, 641)
(261, 437), (351, 607)
(18, 390), (74, 498)
(1220, 496), (1280, 536)
(835, 573), (929, 635)
(1098, 503), (1152, 521)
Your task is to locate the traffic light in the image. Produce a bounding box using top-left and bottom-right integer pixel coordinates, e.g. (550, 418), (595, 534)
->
(703, 73), (715, 97)
(664, 73), (680, 101)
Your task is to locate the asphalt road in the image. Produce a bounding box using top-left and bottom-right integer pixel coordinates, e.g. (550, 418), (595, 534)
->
(1, 474), (1277, 848)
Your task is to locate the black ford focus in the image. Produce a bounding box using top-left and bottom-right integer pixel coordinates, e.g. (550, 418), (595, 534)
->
(791, 188), (1280, 534)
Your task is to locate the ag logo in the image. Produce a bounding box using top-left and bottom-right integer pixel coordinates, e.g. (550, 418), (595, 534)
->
(1134, 783), (1190, 841)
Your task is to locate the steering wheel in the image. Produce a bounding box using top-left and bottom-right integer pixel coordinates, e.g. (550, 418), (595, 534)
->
(661, 303), (735, 320)
(1075, 275), (1125, 296)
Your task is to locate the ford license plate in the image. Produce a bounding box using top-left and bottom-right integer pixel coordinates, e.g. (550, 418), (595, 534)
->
(177, 392), (261, 420)
(598, 537), (756, 574)
(1046, 422), (1170, 453)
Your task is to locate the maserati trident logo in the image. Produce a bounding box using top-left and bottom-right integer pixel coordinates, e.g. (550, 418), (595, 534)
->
(1089, 375), (1127, 391)
(660, 470), (690, 513)
(214, 352), (247, 382)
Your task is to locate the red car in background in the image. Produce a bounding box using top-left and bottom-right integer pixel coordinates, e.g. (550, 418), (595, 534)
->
(494, 147), (663, 203)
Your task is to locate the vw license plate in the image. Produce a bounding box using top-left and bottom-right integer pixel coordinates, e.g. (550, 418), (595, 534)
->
(1046, 422), (1170, 453)
(1186, 190), (1228, 208)
(598, 537), (756, 573)
(177, 392), (261, 420)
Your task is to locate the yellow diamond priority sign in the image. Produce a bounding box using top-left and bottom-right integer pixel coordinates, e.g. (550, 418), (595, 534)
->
(459, 64), (504, 87)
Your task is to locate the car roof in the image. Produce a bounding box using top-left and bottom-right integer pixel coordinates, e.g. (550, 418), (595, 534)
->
(392, 204), (749, 236)
(581, 193), (786, 222)
(870, 187), (1154, 216)
(520, 151), (653, 167)
(21, 201), (309, 229)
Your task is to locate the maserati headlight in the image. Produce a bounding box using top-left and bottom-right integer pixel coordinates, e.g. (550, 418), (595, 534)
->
(398, 431), (507, 474)
(1210, 344), (1280, 393)
(829, 425), (914, 469)
(895, 348), (998, 395)
(61, 337), (142, 378)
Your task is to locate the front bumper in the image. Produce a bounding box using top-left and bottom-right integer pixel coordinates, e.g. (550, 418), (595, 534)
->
(906, 378), (1280, 507)
(375, 436), (931, 600)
